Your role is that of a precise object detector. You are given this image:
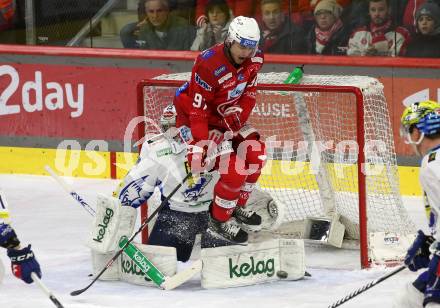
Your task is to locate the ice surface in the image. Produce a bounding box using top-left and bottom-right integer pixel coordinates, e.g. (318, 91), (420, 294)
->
(0, 174), (426, 308)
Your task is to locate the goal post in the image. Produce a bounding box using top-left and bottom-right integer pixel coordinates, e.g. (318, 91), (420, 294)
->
(136, 72), (416, 268)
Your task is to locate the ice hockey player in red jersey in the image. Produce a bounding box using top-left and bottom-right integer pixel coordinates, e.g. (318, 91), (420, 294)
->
(173, 16), (266, 245)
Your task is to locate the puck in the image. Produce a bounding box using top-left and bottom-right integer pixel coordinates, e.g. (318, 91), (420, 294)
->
(276, 270), (288, 279)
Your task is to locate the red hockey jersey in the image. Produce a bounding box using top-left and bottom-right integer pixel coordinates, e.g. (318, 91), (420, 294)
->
(174, 43), (264, 142)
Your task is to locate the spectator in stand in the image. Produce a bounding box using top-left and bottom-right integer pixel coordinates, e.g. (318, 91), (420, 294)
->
(406, 1), (440, 58)
(259, 0), (307, 54)
(168, 0), (197, 24)
(0, 0), (14, 31)
(0, 0), (25, 44)
(120, 0), (147, 48)
(399, 0), (440, 32)
(136, 0), (196, 50)
(251, 0), (352, 35)
(342, 0), (436, 33)
(194, 0), (255, 27)
(347, 0), (411, 56)
(306, 0), (350, 55)
(191, 0), (231, 51)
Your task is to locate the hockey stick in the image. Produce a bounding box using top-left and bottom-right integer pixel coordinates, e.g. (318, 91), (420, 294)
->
(70, 172), (193, 296)
(44, 165), (95, 216)
(31, 273), (65, 308)
(328, 265), (406, 308)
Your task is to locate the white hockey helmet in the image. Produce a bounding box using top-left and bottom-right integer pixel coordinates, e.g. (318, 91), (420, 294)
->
(225, 16), (260, 55)
(160, 104), (176, 132)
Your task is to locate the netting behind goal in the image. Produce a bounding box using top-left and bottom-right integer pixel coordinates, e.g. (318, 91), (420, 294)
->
(138, 72), (416, 267)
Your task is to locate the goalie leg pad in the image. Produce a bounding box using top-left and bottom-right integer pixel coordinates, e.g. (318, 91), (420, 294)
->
(91, 250), (120, 281)
(119, 242), (177, 286)
(87, 194), (137, 253)
(200, 238), (305, 289)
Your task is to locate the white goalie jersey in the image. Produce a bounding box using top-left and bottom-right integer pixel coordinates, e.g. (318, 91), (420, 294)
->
(116, 133), (219, 213)
(420, 145), (440, 238)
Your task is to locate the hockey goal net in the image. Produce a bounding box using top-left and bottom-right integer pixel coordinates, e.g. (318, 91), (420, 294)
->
(137, 72), (415, 268)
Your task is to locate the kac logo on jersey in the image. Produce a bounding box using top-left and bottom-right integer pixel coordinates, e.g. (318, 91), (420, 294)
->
(228, 82), (247, 99)
(214, 65), (227, 77)
(201, 49), (214, 59)
(182, 174), (212, 202)
(119, 176), (152, 207)
(237, 73), (244, 81)
(195, 73), (212, 91)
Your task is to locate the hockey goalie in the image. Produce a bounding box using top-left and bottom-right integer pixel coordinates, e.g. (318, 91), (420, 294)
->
(87, 104), (307, 289)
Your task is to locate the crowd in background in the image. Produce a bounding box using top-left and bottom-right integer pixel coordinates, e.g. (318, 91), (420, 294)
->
(1, 0), (440, 58)
(118, 0), (440, 57)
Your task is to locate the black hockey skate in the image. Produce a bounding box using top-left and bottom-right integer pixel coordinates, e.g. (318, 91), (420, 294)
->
(206, 215), (248, 245)
(233, 206), (262, 232)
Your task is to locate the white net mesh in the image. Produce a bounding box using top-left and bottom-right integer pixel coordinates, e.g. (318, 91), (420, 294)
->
(140, 72), (416, 239)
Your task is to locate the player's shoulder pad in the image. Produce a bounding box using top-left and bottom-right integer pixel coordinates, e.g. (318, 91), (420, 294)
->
(141, 134), (173, 158)
(198, 47), (217, 63)
(145, 133), (166, 145)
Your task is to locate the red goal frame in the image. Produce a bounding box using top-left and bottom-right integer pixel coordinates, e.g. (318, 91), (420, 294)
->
(136, 79), (368, 268)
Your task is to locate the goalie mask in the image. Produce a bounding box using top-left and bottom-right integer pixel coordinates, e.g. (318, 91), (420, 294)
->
(160, 104), (177, 132)
(400, 100), (440, 146)
(225, 16), (260, 57)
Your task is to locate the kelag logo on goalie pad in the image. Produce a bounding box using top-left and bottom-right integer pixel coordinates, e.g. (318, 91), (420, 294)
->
(92, 208), (114, 243)
(120, 257), (151, 282)
(228, 256), (275, 278)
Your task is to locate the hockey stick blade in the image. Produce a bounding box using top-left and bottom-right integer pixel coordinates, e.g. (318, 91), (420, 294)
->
(328, 265), (406, 308)
(70, 172), (192, 296)
(70, 254), (121, 296)
(161, 259), (203, 290)
(31, 273), (65, 308)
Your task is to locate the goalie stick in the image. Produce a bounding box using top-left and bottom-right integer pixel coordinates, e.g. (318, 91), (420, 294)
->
(70, 172), (193, 296)
(31, 273), (65, 308)
(44, 165), (95, 216)
(328, 265), (406, 308)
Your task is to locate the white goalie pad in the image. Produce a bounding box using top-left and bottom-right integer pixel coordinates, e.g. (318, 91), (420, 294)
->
(119, 242), (177, 286)
(369, 232), (417, 265)
(201, 238), (305, 289)
(246, 189), (285, 231)
(87, 194), (137, 253)
(91, 250), (120, 281)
